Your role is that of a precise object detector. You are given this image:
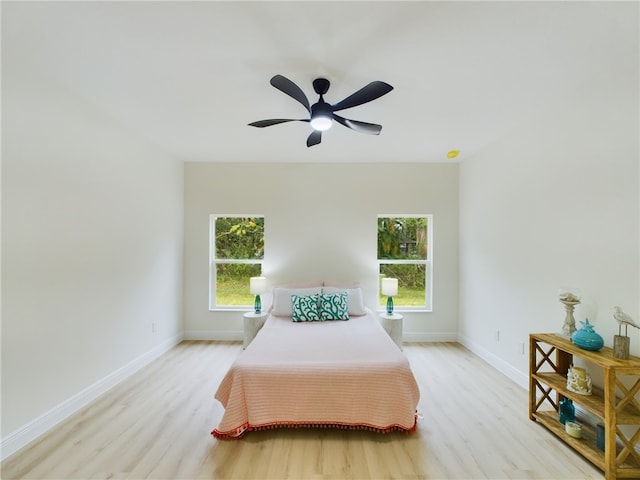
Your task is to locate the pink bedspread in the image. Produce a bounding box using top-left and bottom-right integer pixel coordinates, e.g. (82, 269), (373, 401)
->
(212, 310), (420, 439)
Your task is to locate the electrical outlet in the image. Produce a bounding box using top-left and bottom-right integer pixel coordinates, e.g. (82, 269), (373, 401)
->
(152, 322), (157, 333)
(495, 330), (500, 341)
(519, 342), (525, 355)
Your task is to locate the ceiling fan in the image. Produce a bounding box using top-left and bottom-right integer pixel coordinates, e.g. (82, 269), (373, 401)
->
(248, 74), (393, 147)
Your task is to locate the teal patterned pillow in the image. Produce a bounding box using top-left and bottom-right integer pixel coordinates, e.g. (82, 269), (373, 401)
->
(320, 292), (349, 321)
(291, 294), (320, 322)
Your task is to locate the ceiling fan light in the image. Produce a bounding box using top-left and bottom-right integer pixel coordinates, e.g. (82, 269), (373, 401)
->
(310, 115), (332, 131)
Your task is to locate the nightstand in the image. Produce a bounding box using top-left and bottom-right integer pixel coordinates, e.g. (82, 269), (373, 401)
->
(380, 313), (403, 350)
(243, 311), (268, 348)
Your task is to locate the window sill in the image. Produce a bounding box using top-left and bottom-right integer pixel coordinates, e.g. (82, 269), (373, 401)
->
(376, 309), (433, 314)
(209, 307), (256, 313)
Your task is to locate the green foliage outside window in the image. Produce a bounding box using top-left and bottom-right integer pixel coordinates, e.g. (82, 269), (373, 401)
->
(213, 216), (264, 307)
(377, 217), (428, 260)
(378, 217), (429, 308)
(215, 217), (264, 260)
(216, 264), (263, 306)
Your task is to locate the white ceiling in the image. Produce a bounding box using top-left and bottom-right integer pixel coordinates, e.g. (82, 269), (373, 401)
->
(3, 1), (638, 163)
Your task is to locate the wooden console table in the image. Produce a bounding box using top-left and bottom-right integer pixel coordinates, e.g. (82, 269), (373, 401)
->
(529, 333), (640, 480)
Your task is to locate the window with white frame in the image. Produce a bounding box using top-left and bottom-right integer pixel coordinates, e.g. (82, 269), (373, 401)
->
(209, 215), (264, 310)
(377, 215), (432, 311)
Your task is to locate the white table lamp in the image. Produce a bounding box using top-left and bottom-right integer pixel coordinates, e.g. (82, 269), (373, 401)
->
(250, 276), (267, 313)
(381, 278), (398, 315)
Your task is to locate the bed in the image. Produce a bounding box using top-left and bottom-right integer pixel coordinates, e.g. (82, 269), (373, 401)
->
(211, 285), (420, 439)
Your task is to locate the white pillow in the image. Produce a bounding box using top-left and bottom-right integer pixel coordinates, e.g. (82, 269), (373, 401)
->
(271, 286), (322, 316)
(322, 287), (366, 316)
(323, 281), (360, 288)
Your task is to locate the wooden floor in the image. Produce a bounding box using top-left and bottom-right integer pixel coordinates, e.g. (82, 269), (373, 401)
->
(2, 341), (602, 480)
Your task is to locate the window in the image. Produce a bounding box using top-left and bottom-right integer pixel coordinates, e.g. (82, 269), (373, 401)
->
(377, 215), (432, 311)
(210, 215), (264, 310)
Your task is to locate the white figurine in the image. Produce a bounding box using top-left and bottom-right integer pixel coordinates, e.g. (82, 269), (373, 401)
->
(613, 306), (640, 336)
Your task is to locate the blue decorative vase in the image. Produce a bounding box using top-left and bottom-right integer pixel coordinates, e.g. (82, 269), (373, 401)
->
(572, 319), (604, 351)
(559, 398), (575, 424)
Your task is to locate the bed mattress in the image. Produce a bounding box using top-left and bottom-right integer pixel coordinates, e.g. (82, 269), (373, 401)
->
(212, 309), (420, 438)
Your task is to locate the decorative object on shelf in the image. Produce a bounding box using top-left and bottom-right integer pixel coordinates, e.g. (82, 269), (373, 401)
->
(567, 365), (592, 395)
(565, 421), (582, 439)
(250, 276), (267, 314)
(558, 398), (575, 424)
(612, 305), (637, 360)
(571, 319), (604, 351)
(613, 305), (640, 333)
(614, 335), (631, 360)
(381, 278), (398, 315)
(596, 423), (605, 451)
(559, 287), (581, 338)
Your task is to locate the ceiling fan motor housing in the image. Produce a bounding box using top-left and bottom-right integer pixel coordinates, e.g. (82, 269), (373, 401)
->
(310, 101), (333, 131)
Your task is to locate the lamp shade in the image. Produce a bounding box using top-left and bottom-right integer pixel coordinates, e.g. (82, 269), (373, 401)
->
(250, 276), (267, 295)
(381, 278), (398, 297)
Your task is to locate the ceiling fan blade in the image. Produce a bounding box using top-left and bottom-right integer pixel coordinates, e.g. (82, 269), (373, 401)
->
(332, 114), (382, 135)
(270, 75), (311, 113)
(306, 130), (322, 147)
(248, 118), (307, 128)
(331, 81), (393, 112)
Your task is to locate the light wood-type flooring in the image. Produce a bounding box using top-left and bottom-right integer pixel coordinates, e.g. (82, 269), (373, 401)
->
(2, 341), (603, 479)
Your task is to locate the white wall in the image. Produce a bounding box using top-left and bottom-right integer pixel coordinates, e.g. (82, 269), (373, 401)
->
(183, 162), (459, 340)
(1, 64), (184, 452)
(459, 68), (639, 386)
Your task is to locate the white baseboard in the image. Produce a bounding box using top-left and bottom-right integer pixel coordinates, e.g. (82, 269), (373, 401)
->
(403, 332), (458, 342)
(183, 330), (242, 341)
(1, 333), (183, 462)
(457, 333), (528, 389)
